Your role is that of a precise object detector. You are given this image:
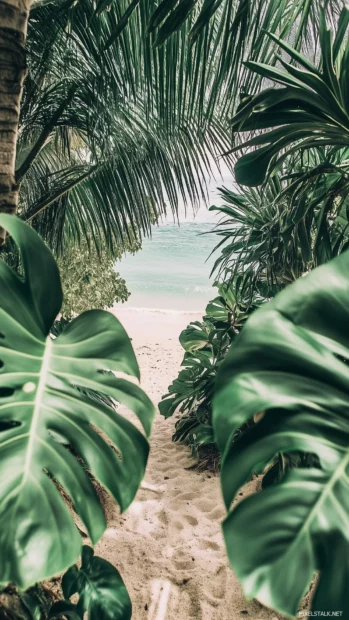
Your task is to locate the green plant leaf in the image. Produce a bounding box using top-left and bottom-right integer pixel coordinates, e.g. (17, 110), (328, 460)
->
(104, 0), (142, 50)
(154, 0), (198, 47)
(20, 592), (42, 620)
(179, 321), (210, 352)
(147, 0), (178, 33)
(205, 282), (237, 323)
(234, 144), (279, 186)
(0, 214), (154, 589)
(189, 423), (215, 448)
(213, 249), (349, 617)
(231, 12), (349, 187)
(189, 0), (224, 43)
(48, 600), (80, 619)
(62, 546), (131, 620)
(158, 394), (178, 418)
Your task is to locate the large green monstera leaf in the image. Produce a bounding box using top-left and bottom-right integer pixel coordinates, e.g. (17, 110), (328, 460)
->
(213, 250), (349, 617)
(179, 321), (210, 353)
(0, 214), (154, 589)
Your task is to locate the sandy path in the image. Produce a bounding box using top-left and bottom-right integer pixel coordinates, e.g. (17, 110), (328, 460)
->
(96, 310), (281, 620)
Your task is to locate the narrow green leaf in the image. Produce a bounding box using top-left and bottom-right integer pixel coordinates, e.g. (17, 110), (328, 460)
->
(104, 0), (142, 50)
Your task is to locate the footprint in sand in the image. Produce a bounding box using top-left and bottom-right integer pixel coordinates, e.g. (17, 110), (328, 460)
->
(169, 519), (184, 535)
(209, 506), (226, 520)
(204, 565), (229, 605)
(175, 492), (200, 502)
(167, 500), (187, 511)
(171, 549), (196, 572)
(192, 498), (213, 513)
(161, 464), (181, 474)
(198, 539), (221, 551)
(183, 514), (198, 526)
(157, 510), (168, 526)
(168, 514), (199, 537)
(167, 488), (182, 498)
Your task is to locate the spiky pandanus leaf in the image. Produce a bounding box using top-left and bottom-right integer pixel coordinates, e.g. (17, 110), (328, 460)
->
(229, 6), (349, 186)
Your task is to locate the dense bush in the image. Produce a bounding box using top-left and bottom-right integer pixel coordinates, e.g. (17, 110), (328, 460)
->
(159, 280), (256, 462)
(58, 235), (141, 320)
(162, 13), (349, 614)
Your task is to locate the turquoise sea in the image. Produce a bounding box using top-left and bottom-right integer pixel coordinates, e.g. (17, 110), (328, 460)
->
(117, 220), (219, 312)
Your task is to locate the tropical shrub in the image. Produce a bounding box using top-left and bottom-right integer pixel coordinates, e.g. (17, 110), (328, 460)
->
(57, 235), (141, 320)
(0, 214), (154, 595)
(210, 155), (349, 293)
(159, 281), (253, 461)
(227, 4), (349, 187)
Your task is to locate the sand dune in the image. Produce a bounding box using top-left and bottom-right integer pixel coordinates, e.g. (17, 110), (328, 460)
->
(96, 309), (283, 620)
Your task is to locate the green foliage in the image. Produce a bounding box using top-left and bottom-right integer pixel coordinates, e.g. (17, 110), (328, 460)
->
(21, 584), (78, 619)
(0, 214), (154, 589)
(159, 281), (253, 457)
(229, 5), (349, 186)
(146, 0), (337, 115)
(213, 250), (349, 617)
(18, 0), (340, 254)
(19, 0), (238, 255)
(20, 546), (130, 620)
(194, 8), (349, 617)
(62, 546), (131, 619)
(57, 235), (141, 320)
(210, 156), (349, 293)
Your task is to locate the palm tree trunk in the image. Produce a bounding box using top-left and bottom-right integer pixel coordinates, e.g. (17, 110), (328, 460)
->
(0, 0), (31, 244)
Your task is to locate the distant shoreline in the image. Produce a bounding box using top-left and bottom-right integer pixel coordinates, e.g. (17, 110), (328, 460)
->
(115, 305), (205, 315)
(112, 306), (202, 344)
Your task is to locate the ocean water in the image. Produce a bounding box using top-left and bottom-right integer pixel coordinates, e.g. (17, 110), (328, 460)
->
(117, 221), (219, 312)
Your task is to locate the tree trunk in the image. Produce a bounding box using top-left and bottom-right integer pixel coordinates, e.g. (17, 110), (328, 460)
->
(0, 0), (30, 244)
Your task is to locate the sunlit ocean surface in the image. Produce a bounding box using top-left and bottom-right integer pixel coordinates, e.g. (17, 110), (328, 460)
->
(117, 221), (219, 312)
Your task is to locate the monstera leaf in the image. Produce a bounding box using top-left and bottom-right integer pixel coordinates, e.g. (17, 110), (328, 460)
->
(61, 546), (131, 619)
(0, 214), (154, 588)
(213, 250), (349, 617)
(205, 283), (236, 323)
(21, 546), (130, 620)
(179, 321), (210, 352)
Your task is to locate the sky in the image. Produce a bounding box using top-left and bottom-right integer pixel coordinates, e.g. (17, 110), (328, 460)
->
(163, 159), (235, 224)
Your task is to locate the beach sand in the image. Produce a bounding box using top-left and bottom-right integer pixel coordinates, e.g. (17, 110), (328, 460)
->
(95, 308), (282, 620)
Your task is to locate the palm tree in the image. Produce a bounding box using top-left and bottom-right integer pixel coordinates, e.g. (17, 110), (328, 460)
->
(17, 0), (233, 254)
(2, 0), (341, 252)
(0, 0), (31, 244)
